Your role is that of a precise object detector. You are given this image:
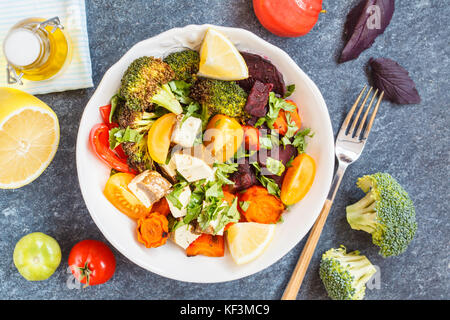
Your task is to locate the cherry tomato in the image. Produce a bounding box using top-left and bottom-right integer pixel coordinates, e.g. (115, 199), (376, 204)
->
(204, 114), (244, 162)
(253, 0), (323, 37)
(13, 232), (61, 281)
(281, 153), (316, 205)
(147, 113), (177, 164)
(242, 125), (260, 151)
(68, 240), (116, 286)
(273, 100), (302, 136)
(103, 172), (151, 219)
(89, 123), (136, 173)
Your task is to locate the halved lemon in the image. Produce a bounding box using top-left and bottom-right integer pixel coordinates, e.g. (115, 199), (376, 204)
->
(198, 28), (249, 81)
(226, 222), (276, 265)
(0, 88), (59, 189)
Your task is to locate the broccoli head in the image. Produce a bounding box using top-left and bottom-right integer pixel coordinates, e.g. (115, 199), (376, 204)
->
(117, 107), (157, 134)
(119, 56), (182, 114)
(346, 173), (417, 258)
(164, 50), (200, 83)
(319, 246), (377, 300)
(122, 138), (153, 173)
(190, 78), (248, 122)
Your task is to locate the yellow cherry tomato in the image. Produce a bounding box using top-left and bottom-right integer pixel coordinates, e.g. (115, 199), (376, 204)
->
(147, 113), (177, 163)
(281, 153), (316, 206)
(204, 114), (244, 163)
(103, 172), (151, 219)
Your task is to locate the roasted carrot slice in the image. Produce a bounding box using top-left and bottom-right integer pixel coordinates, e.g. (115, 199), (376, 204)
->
(151, 197), (171, 216)
(186, 234), (225, 257)
(136, 212), (169, 248)
(238, 186), (285, 224)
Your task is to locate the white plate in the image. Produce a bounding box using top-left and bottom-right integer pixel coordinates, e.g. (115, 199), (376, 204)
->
(76, 24), (334, 283)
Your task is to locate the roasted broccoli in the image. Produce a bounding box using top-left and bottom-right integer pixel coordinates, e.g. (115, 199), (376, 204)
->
(119, 56), (182, 114)
(164, 49), (200, 83)
(117, 107), (157, 134)
(319, 246), (377, 300)
(122, 138), (153, 173)
(346, 173), (417, 258)
(190, 78), (248, 122)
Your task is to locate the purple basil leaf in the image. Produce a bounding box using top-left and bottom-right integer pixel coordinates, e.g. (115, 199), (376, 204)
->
(340, 0), (395, 63)
(370, 57), (421, 104)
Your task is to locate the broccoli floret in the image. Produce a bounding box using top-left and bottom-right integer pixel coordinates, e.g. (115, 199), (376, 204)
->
(119, 56), (182, 114)
(190, 78), (248, 123)
(319, 246), (377, 300)
(164, 50), (200, 83)
(122, 138), (152, 173)
(346, 173), (417, 258)
(117, 107), (157, 134)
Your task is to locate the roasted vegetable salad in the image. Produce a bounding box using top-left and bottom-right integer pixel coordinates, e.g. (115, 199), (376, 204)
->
(89, 29), (316, 264)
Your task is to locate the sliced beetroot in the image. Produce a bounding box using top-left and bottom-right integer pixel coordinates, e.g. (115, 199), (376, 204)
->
(258, 144), (297, 187)
(244, 80), (273, 117)
(228, 158), (257, 192)
(238, 52), (286, 96)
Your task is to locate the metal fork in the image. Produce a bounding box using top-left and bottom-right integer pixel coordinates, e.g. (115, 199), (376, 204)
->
(281, 86), (384, 300)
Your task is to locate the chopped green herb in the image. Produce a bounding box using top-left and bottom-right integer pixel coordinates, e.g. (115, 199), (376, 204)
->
(266, 157), (286, 176)
(292, 128), (314, 154)
(168, 80), (193, 105)
(284, 84), (296, 98)
(108, 126), (143, 150)
(251, 162), (281, 197)
(239, 201), (250, 212)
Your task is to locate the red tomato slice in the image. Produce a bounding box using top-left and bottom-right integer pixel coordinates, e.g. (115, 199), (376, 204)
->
(99, 105), (118, 129)
(89, 123), (135, 173)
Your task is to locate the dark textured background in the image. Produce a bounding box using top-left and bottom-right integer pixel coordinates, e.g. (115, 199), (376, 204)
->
(0, 0), (449, 300)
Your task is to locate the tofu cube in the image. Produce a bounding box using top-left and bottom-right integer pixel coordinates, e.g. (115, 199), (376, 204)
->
(166, 186), (191, 218)
(171, 115), (202, 148)
(128, 170), (172, 208)
(157, 156), (177, 183)
(170, 224), (201, 250)
(173, 153), (214, 182)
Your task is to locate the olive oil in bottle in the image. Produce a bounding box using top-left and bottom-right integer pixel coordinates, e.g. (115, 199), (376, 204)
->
(3, 17), (72, 84)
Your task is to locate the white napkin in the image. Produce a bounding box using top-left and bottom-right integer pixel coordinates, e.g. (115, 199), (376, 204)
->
(0, 0), (93, 94)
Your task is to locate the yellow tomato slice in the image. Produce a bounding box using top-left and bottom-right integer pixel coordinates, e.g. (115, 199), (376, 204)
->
(103, 172), (151, 219)
(280, 153), (316, 206)
(147, 113), (177, 164)
(204, 114), (244, 163)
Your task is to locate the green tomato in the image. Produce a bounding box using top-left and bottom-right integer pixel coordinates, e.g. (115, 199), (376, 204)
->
(13, 232), (61, 281)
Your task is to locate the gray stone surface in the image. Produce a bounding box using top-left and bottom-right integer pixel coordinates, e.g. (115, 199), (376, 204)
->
(0, 0), (449, 300)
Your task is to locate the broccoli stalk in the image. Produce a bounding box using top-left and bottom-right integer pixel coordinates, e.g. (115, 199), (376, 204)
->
(319, 246), (377, 300)
(150, 83), (182, 114)
(117, 108), (157, 134)
(346, 173), (417, 258)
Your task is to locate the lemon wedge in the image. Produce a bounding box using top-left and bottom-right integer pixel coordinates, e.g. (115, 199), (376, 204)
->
(0, 88), (59, 189)
(198, 28), (249, 81)
(226, 222), (276, 265)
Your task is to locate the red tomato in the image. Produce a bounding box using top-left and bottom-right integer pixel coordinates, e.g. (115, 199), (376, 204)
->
(242, 125), (260, 151)
(68, 240), (116, 286)
(89, 123), (136, 173)
(253, 0), (323, 37)
(99, 104), (118, 129)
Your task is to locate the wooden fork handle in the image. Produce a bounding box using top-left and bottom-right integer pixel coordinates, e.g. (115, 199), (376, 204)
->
(281, 200), (332, 300)
(281, 163), (347, 300)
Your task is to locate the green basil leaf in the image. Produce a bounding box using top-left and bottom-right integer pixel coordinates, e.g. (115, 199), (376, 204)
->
(266, 157), (286, 176)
